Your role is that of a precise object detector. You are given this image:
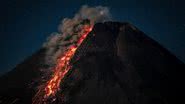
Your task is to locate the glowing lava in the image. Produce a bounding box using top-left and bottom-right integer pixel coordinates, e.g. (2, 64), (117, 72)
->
(45, 25), (92, 97)
(32, 24), (93, 104)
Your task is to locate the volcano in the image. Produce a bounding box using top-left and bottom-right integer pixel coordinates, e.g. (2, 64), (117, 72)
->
(0, 22), (184, 104)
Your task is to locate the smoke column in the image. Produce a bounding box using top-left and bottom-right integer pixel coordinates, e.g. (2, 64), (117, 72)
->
(43, 5), (111, 66)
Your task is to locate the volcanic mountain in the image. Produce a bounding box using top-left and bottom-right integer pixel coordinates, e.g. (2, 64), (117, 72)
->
(0, 22), (184, 104)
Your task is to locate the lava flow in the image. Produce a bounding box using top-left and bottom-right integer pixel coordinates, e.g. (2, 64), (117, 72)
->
(32, 24), (93, 104)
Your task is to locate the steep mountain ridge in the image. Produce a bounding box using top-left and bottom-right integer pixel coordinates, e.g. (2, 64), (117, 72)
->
(0, 22), (184, 104)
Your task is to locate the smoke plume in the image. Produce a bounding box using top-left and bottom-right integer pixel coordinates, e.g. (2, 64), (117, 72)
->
(43, 5), (111, 65)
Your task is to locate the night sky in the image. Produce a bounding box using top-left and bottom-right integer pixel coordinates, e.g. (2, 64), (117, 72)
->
(0, 0), (185, 75)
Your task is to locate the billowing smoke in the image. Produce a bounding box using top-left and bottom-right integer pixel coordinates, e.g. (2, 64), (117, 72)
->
(43, 5), (111, 65)
(58, 5), (111, 34)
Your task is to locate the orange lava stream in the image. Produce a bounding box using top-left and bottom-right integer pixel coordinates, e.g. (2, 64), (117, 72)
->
(32, 24), (92, 104)
(44, 25), (92, 98)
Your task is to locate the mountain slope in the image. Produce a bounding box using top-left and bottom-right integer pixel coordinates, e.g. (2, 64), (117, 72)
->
(0, 22), (184, 104)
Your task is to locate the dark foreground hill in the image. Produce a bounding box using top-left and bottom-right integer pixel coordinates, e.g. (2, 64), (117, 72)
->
(0, 22), (184, 104)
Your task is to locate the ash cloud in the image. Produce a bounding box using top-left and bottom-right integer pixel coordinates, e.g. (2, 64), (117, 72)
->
(43, 5), (111, 65)
(58, 5), (111, 34)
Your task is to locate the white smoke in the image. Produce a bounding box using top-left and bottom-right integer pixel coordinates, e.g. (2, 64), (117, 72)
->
(43, 5), (111, 65)
(58, 5), (111, 34)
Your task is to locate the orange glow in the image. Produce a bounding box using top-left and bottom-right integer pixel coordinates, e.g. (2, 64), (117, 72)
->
(45, 25), (92, 97)
(32, 24), (93, 104)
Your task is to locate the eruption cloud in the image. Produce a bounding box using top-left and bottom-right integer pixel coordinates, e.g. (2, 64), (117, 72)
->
(33, 5), (111, 104)
(58, 5), (111, 34)
(43, 5), (111, 65)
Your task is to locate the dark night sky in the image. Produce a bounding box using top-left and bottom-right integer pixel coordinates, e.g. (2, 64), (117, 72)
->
(0, 0), (185, 75)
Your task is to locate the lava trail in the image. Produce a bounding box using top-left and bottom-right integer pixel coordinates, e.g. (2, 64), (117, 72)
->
(32, 24), (93, 104)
